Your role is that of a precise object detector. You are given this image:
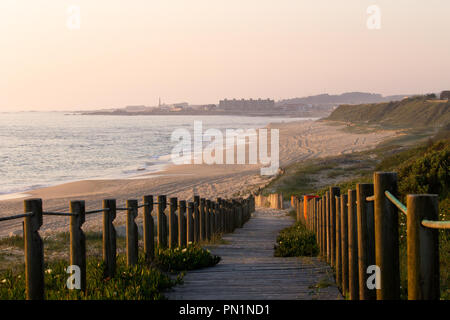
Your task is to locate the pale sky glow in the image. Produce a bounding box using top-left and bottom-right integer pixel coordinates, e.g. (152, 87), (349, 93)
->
(1, 0), (450, 111)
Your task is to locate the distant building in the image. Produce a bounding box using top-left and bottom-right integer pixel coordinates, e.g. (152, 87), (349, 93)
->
(173, 102), (189, 108)
(190, 104), (216, 111)
(219, 98), (275, 111)
(125, 105), (147, 112)
(440, 91), (450, 100)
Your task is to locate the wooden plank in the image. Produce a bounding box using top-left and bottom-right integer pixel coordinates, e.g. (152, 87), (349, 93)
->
(165, 209), (342, 300)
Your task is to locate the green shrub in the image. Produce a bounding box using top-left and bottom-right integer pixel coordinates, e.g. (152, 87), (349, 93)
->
(0, 255), (177, 300)
(155, 245), (220, 272)
(397, 141), (449, 200)
(274, 222), (319, 257)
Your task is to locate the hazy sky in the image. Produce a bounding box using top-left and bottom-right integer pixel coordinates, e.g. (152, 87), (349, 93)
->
(1, 0), (450, 111)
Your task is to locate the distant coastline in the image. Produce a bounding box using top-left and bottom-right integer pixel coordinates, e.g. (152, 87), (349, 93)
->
(80, 109), (328, 118)
(77, 92), (409, 119)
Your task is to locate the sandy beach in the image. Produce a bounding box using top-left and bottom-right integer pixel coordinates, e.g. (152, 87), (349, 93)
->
(0, 120), (398, 238)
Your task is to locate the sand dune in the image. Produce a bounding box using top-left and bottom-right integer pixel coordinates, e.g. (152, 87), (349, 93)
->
(0, 120), (398, 238)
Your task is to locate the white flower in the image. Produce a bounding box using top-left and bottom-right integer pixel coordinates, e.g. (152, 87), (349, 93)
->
(1, 279), (6, 283)
(182, 248), (187, 253)
(45, 269), (52, 274)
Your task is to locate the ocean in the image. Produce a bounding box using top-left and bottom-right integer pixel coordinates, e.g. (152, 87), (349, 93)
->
(0, 112), (311, 198)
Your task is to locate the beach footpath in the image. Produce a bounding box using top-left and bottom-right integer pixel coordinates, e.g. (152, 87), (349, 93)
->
(166, 208), (342, 300)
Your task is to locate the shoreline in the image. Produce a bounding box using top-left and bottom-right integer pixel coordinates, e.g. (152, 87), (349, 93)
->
(0, 113), (311, 198)
(0, 119), (399, 238)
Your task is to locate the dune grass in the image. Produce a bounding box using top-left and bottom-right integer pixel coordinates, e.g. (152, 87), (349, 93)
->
(274, 221), (319, 257)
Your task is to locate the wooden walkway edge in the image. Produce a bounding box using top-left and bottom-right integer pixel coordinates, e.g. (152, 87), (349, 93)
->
(166, 208), (343, 300)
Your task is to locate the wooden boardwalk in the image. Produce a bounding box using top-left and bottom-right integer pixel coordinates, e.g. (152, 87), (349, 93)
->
(166, 208), (343, 300)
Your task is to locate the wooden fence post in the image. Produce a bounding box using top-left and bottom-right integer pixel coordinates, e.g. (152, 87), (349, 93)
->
(347, 189), (359, 300)
(194, 196), (200, 243)
(231, 201), (235, 231)
(126, 200), (139, 266)
(227, 200), (231, 230)
(230, 201), (235, 232)
(316, 198), (320, 237)
(237, 200), (242, 228)
(216, 198), (221, 233)
(225, 201), (230, 233)
(169, 197), (178, 249)
(70, 200), (86, 292)
(178, 200), (187, 247)
(228, 201), (232, 232)
(326, 191), (331, 264)
(407, 194), (440, 300)
(216, 200), (221, 231)
(241, 199), (245, 227)
(222, 201), (227, 233)
(318, 197), (322, 251)
(336, 195), (342, 288)
(187, 202), (194, 245)
(220, 199), (225, 233)
(234, 200), (238, 230)
(143, 195), (154, 262)
(341, 194), (349, 296)
(307, 199), (311, 229)
(240, 199), (245, 224)
(317, 199), (321, 251)
(213, 200), (218, 233)
(103, 199), (117, 278)
(356, 183), (376, 300)
(157, 195), (167, 248)
(24, 199), (44, 300)
(330, 187), (340, 268)
(216, 201), (221, 231)
(200, 198), (206, 241)
(213, 201), (217, 234)
(313, 199), (316, 233)
(243, 199), (247, 223)
(236, 201), (240, 229)
(374, 172), (400, 300)
(322, 195), (326, 258)
(251, 194), (255, 213)
(206, 200), (211, 241)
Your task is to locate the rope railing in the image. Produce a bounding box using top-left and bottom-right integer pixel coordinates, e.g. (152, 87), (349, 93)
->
(0, 212), (33, 222)
(422, 220), (450, 230)
(84, 201), (158, 214)
(384, 190), (407, 215)
(43, 211), (77, 217)
(85, 208), (109, 215)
